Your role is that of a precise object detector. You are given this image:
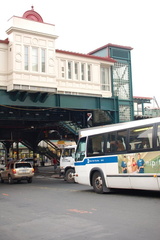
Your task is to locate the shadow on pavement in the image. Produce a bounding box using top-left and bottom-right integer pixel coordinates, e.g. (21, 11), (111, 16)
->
(34, 165), (62, 179)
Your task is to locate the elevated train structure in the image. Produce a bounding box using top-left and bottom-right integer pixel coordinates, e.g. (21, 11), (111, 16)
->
(0, 7), (144, 161)
(0, 92), (119, 160)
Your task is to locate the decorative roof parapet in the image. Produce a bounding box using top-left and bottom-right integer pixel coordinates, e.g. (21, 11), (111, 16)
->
(22, 6), (43, 22)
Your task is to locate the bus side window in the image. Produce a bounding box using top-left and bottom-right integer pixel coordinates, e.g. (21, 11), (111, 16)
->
(116, 139), (125, 151)
(107, 133), (117, 153)
(129, 125), (153, 150)
(157, 125), (160, 147)
(87, 134), (104, 156)
(110, 142), (117, 152)
(106, 140), (111, 152)
(116, 130), (127, 152)
(106, 131), (126, 153)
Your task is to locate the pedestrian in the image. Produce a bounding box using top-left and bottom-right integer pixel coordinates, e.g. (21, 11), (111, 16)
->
(1, 156), (4, 165)
(53, 157), (58, 172)
(33, 155), (38, 172)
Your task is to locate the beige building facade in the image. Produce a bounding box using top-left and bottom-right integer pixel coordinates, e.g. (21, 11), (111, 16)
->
(0, 7), (115, 98)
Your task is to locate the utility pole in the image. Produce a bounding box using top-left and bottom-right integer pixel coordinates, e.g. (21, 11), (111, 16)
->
(153, 96), (160, 109)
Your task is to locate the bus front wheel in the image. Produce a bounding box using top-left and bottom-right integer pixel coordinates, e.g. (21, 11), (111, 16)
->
(92, 171), (104, 194)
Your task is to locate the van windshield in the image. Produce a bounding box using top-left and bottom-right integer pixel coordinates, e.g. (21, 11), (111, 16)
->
(62, 148), (75, 157)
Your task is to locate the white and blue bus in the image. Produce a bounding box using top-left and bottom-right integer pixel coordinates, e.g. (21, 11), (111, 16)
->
(74, 117), (160, 193)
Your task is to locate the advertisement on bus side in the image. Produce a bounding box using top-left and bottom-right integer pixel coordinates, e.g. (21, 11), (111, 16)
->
(118, 151), (160, 174)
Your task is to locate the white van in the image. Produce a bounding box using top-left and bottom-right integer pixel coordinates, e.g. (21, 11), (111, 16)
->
(60, 145), (76, 182)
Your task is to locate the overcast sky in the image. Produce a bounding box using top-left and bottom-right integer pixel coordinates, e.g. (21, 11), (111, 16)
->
(1, 0), (160, 107)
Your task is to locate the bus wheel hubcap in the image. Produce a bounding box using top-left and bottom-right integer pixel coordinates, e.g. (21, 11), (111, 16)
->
(96, 177), (102, 189)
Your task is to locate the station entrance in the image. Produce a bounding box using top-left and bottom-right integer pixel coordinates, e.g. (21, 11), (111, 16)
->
(0, 92), (119, 163)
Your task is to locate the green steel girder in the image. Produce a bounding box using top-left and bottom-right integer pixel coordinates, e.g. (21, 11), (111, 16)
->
(0, 90), (118, 112)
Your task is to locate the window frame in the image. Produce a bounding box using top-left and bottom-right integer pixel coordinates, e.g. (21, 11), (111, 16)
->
(100, 66), (110, 91)
(41, 48), (46, 73)
(68, 61), (72, 79)
(81, 63), (85, 80)
(32, 47), (38, 72)
(87, 64), (91, 81)
(74, 62), (79, 80)
(24, 46), (29, 71)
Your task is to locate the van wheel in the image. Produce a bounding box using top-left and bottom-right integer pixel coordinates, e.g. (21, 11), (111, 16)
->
(8, 175), (13, 184)
(65, 169), (75, 183)
(92, 171), (104, 194)
(0, 175), (4, 183)
(28, 178), (32, 183)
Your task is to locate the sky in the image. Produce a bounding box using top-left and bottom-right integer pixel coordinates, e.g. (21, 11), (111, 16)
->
(1, 0), (160, 107)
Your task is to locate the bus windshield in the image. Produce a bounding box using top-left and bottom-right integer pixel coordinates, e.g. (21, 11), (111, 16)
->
(75, 137), (86, 162)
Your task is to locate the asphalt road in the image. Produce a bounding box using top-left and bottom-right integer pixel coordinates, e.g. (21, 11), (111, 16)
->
(0, 168), (160, 240)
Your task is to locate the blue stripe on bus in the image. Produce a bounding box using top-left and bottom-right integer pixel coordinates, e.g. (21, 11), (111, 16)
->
(74, 155), (118, 166)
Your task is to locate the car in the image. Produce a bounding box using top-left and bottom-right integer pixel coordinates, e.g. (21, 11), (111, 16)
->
(0, 161), (34, 184)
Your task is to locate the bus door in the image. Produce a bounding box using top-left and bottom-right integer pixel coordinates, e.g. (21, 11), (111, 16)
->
(74, 137), (89, 185)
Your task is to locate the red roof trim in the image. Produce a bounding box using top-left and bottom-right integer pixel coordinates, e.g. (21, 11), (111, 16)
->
(0, 38), (9, 44)
(56, 49), (116, 63)
(12, 15), (55, 27)
(133, 96), (153, 100)
(88, 43), (133, 55)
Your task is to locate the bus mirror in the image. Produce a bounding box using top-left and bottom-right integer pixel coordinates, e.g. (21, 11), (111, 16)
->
(72, 152), (75, 158)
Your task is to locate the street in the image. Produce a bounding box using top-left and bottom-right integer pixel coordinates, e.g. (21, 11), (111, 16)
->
(0, 167), (160, 240)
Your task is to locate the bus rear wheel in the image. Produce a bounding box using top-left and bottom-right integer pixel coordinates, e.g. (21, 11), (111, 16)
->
(92, 171), (104, 194)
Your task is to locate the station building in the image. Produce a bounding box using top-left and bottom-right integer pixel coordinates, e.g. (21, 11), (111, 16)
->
(0, 6), (134, 124)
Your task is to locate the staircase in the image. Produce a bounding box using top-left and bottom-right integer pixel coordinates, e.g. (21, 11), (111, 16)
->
(57, 121), (80, 138)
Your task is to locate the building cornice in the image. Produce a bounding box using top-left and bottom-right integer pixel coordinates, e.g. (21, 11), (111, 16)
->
(88, 43), (133, 55)
(6, 26), (58, 39)
(56, 49), (116, 63)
